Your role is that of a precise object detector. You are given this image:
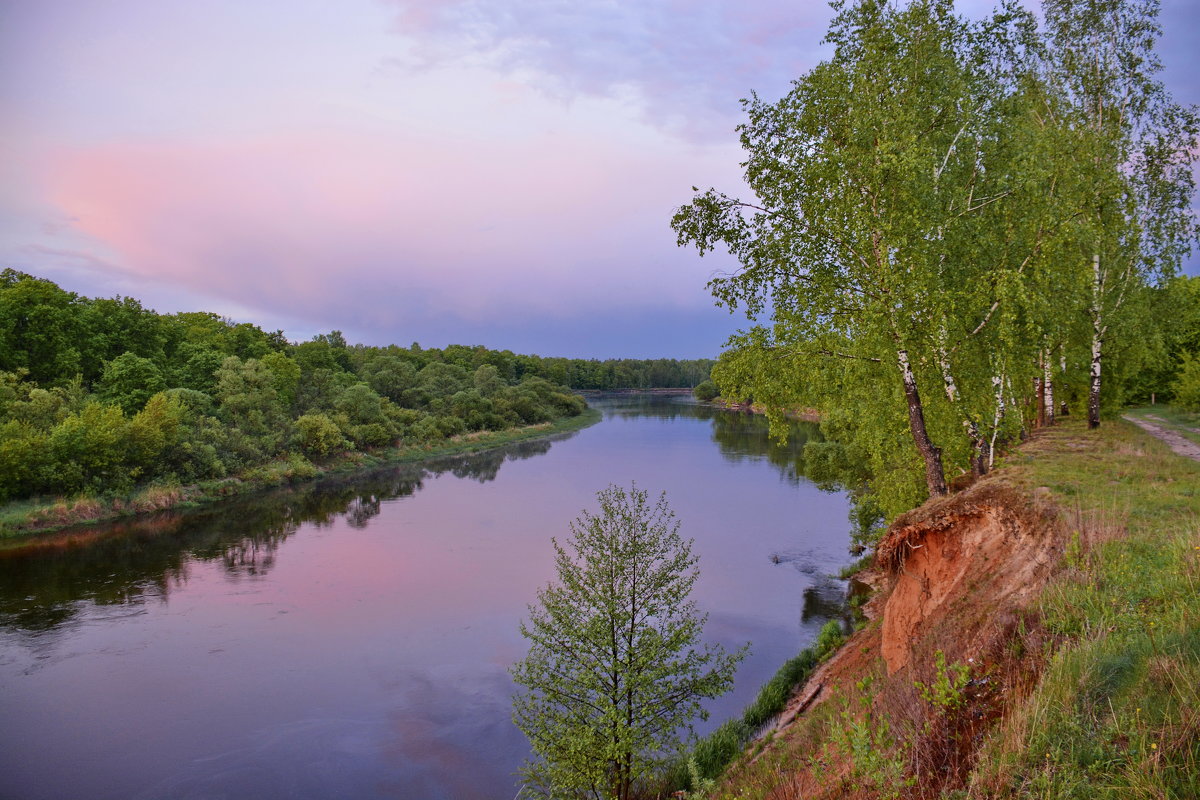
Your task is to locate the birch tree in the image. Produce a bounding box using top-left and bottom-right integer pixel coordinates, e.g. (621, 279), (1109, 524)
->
(1041, 0), (1198, 427)
(673, 0), (1043, 504)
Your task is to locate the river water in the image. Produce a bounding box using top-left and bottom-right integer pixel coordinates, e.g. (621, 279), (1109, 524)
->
(0, 394), (850, 800)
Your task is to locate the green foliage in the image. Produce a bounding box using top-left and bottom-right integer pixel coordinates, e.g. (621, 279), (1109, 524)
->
(675, 0), (1056, 504)
(261, 351), (300, 409)
(214, 356), (288, 455)
(511, 485), (745, 800)
(1128, 277), (1200, 403)
(418, 361), (470, 402)
(472, 363), (505, 397)
(361, 355), (417, 403)
(171, 343), (225, 393)
(47, 401), (133, 493)
(684, 619), (846, 787)
(98, 352), (166, 415)
(1169, 352), (1200, 411)
(0, 420), (49, 502)
(333, 383), (398, 447)
(824, 678), (914, 800)
(692, 380), (719, 402)
(0, 273), (593, 507)
(674, 0), (1196, 528)
(294, 413), (348, 457)
(970, 419), (1200, 799)
(682, 756), (717, 800)
(689, 720), (752, 787)
(0, 269), (89, 384)
(126, 392), (185, 478)
(6, 379), (85, 431)
(914, 650), (970, 712)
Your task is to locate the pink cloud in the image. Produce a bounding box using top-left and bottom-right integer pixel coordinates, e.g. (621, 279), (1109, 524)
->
(48, 125), (740, 337)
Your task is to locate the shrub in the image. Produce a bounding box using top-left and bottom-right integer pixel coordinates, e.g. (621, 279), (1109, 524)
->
(98, 352), (166, 415)
(683, 619), (848, 787)
(0, 420), (49, 501)
(48, 401), (132, 493)
(693, 380), (719, 402)
(1169, 351), (1200, 410)
(295, 413), (348, 456)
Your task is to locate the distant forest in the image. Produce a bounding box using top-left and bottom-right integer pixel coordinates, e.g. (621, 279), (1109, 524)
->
(0, 270), (711, 502)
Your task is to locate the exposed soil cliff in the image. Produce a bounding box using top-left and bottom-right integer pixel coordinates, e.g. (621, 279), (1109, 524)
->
(874, 482), (1063, 676)
(724, 477), (1069, 799)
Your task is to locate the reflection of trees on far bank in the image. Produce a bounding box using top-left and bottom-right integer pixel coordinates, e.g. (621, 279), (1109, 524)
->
(0, 430), (577, 639)
(595, 394), (828, 487)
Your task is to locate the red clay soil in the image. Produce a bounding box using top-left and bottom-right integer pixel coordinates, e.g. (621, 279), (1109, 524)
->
(875, 482), (1063, 675)
(722, 477), (1068, 800)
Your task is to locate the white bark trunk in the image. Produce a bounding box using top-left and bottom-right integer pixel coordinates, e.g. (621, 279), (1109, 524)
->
(1089, 255), (1103, 428)
(989, 373), (1005, 470)
(898, 349), (947, 496)
(1043, 347), (1054, 426)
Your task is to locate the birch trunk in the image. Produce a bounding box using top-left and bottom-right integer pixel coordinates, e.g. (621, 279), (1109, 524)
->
(1043, 347), (1055, 426)
(938, 351), (989, 478)
(1089, 254), (1103, 429)
(988, 373), (1006, 470)
(899, 349), (948, 496)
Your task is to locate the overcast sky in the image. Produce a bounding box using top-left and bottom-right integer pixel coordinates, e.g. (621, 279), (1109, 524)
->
(2, 0), (1197, 359)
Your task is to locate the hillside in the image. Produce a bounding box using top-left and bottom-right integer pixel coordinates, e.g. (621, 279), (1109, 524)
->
(707, 416), (1199, 799)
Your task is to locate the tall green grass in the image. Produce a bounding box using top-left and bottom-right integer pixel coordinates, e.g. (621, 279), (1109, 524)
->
(971, 418), (1200, 799)
(673, 619), (847, 790)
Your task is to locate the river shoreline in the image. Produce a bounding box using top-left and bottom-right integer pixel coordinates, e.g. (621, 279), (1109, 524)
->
(706, 397), (821, 423)
(0, 408), (602, 543)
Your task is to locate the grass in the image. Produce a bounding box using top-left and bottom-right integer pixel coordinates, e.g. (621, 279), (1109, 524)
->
(664, 620), (848, 794)
(968, 416), (1200, 799)
(0, 408), (601, 540)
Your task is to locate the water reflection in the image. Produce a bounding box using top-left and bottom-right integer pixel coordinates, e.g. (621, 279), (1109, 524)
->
(597, 394), (827, 486)
(0, 402), (829, 640)
(0, 430), (577, 639)
(0, 395), (852, 800)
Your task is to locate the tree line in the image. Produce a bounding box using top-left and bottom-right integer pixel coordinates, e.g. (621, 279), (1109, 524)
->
(3, 270), (701, 502)
(674, 0), (1199, 522)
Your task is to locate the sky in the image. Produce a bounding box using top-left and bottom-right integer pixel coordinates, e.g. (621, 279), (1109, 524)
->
(2, 0), (1198, 359)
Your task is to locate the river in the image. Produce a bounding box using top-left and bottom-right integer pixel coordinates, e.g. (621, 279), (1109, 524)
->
(0, 394), (851, 800)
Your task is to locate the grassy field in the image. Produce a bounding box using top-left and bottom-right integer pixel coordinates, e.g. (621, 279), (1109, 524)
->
(0, 408), (602, 540)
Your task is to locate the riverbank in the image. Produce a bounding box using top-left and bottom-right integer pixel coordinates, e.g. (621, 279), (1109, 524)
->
(708, 397), (821, 423)
(0, 408), (602, 542)
(696, 415), (1199, 799)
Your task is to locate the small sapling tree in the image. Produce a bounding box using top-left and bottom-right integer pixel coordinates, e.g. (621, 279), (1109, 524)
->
(511, 484), (745, 800)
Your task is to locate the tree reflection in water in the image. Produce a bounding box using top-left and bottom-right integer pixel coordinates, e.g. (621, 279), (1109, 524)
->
(601, 394), (827, 487)
(0, 430), (577, 639)
(0, 403), (844, 643)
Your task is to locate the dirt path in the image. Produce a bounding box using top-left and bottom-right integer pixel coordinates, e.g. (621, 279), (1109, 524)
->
(1122, 415), (1200, 462)
(1143, 413), (1200, 436)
